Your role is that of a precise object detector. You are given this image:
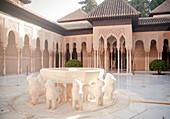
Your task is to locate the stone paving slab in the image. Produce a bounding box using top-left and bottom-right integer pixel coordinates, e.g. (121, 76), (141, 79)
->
(0, 73), (170, 119)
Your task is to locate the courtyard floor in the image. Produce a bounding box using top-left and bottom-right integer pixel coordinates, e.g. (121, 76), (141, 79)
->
(0, 71), (170, 119)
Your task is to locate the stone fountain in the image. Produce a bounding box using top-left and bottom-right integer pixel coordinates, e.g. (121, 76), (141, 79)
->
(6, 68), (146, 118)
(26, 68), (117, 110)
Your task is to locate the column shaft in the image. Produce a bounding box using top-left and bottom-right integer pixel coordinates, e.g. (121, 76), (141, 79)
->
(129, 50), (132, 73)
(94, 50), (96, 68)
(118, 49), (120, 73)
(97, 50), (99, 68)
(54, 49), (56, 68)
(59, 51), (61, 68)
(147, 52), (149, 71)
(41, 50), (43, 68)
(3, 48), (6, 76)
(104, 49), (107, 70)
(126, 50), (129, 73)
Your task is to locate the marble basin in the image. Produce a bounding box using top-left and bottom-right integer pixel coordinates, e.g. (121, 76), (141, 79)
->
(40, 68), (104, 84)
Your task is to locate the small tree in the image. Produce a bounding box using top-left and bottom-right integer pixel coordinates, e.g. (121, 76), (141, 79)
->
(149, 59), (167, 74)
(65, 59), (82, 67)
(79, 0), (98, 13)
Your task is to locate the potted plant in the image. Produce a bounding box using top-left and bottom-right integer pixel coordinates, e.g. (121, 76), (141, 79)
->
(149, 59), (167, 75)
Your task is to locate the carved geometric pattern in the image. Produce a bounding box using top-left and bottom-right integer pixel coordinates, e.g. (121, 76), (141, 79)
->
(44, 31), (51, 40)
(135, 35), (144, 41)
(149, 33), (158, 41)
(95, 27), (125, 40)
(24, 25), (33, 36)
(0, 16), (3, 26)
(8, 19), (19, 32)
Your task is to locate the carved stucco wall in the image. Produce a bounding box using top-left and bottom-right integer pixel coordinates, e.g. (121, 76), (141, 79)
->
(0, 12), (63, 75)
(63, 34), (93, 53)
(93, 25), (132, 50)
(133, 31), (170, 52)
(133, 31), (170, 71)
(0, 12), (63, 52)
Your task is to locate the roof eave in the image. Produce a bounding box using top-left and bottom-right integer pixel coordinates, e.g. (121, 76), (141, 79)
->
(150, 12), (170, 17)
(57, 18), (88, 23)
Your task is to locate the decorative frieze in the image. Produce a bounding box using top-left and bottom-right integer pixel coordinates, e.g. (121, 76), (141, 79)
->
(95, 27), (125, 40)
(135, 34), (144, 41)
(8, 19), (19, 32)
(24, 25), (33, 36)
(0, 16), (3, 26)
(149, 33), (158, 41)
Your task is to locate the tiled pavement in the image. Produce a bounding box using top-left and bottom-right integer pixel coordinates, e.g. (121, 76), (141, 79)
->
(0, 72), (170, 119)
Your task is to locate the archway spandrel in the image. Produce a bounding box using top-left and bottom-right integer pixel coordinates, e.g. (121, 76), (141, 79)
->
(7, 19), (19, 32)
(163, 32), (170, 48)
(6, 30), (19, 47)
(96, 27), (125, 39)
(24, 25), (33, 37)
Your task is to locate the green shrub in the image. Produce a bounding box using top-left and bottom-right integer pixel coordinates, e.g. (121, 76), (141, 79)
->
(149, 59), (167, 74)
(65, 59), (82, 67)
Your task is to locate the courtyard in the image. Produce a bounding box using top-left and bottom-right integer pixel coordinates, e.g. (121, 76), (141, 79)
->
(0, 72), (170, 119)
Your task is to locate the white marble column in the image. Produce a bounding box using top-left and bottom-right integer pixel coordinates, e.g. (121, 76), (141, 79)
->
(18, 49), (22, 74)
(94, 50), (97, 68)
(77, 52), (81, 63)
(53, 49), (56, 68)
(18, 49), (20, 74)
(88, 53), (91, 67)
(62, 51), (65, 67)
(32, 50), (35, 73)
(121, 49), (123, 72)
(70, 51), (72, 60)
(158, 52), (162, 60)
(97, 50), (99, 68)
(110, 47), (113, 70)
(147, 52), (149, 71)
(2, 48), (6, 76)
(118, 48), (120, 73)
(41, 49), (44, 68)
(49, 51), (53, 68)
(145, 52), (148, 71)
(20, 49), (22, 73)
(114, 47), (116, 69)
(59, 51), (61, 68)
(31, 50), (33, 72)
(129, 50), (132, 73)
(104, 48), (107, 70)
(126, 50), (129, 73)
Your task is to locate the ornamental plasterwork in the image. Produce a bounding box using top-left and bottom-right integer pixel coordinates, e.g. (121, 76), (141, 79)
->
(149, 33), (158, 41)
(0, 16), (3, 26)
(44, 31), (51, 40)
(96, 27), (125, 40)
(24, 25), (33, 37)
(135, 34), (144, 42)
(7, 19), (19, 32)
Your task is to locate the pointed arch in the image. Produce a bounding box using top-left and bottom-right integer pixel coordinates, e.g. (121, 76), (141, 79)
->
(162, 39), (170, 70)
(81, 42), (87, 67)
(119, 35), (126, 71)
(43, 40), (49, 68)
(6, 30), (18, 74)
(56, 42), (59, 67)
(35, 38), (41, 71)
(0, 33), (3, 75)
(22, 34), (31, 73)
(99, 37), (104, 68)
(66, 43), (70, 63)
(134, 40), (145, 71)
(149, 40), (158, 62)
(72, 42), (77, 60)
(105, 34), (118, 42)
